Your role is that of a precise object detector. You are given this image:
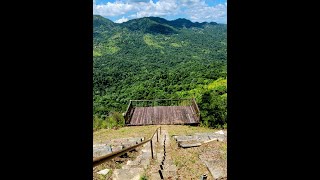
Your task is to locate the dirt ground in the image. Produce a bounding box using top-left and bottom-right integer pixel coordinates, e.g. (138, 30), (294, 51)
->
(93, 125), (227, 180)
(168, 135), (227, 179)
(93, 146), (142, 180)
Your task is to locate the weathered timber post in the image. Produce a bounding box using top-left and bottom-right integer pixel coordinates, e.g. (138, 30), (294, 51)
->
(150, 139), (154, 159)
(157, 128), (159, 142)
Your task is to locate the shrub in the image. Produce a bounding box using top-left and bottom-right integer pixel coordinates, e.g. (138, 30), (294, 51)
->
(199, 90), (227, 128)
(106, 111), (125, 129)
(93, 111), (125, 130)
(93, 115), (106, 131)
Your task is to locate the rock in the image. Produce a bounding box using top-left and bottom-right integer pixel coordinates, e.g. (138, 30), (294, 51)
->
(215, 130), (224, 135)
(97, 168), (110, 175)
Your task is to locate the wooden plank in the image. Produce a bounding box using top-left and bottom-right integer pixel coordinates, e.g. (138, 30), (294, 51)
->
(128, 106), (199, 125)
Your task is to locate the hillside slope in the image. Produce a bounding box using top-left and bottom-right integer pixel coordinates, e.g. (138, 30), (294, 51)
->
(93, 15), (227, 128)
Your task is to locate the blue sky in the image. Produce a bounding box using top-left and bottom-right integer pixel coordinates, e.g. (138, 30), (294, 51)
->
(93, 0), (227, 24)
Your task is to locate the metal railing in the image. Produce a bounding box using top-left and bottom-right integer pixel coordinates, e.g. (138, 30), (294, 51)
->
(124, 98), (201, 124)
(130, 98), (193, 107)
(93, 126), (161, 167)
(124, 100), (134, 124)
(191, 98), (201, 121)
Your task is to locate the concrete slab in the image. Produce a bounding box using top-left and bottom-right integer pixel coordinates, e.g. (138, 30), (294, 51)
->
(111, 145), (123, 152)
(93, 145), (112, 157)
(179, 142), (202, 148)
(204, 160), (227, 179)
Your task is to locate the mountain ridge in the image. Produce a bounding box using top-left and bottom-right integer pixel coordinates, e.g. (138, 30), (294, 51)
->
(93, 15), (220, 24)
(93, 15), (220, 34)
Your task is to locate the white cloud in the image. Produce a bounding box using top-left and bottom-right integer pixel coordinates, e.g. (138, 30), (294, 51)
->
(93, 0), (227, 23)
(115, 17), (129, 23)
(185, 2), (227, 23)
(124, 0), (150, 2)
(93, 2), (136, 16)
(179, 0), (204, 7)
(130, 0), (179, 19)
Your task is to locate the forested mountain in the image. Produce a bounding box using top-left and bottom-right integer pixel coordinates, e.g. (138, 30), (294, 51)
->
(93, 15), (227, 129)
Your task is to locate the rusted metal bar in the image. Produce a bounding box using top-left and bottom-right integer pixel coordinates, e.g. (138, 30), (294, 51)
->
(93, 127), (161, 167)
(150, 139), (154, 159)
(191, 98), (200, 119)
(194, 98), (200, 113)
(124, 100), (135, 124)
(151, 128), (159, 138)
(93, 139), (150, 167)
(126, 100), (132, 113)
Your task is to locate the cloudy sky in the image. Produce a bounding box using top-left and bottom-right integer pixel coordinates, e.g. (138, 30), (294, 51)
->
(93, 0), (227, 24)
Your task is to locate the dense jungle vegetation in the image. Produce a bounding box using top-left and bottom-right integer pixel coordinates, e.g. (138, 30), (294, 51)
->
(93, 15), (227, 130)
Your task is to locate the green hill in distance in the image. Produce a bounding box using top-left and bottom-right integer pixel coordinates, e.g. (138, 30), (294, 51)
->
(93, 15), (227, 129)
